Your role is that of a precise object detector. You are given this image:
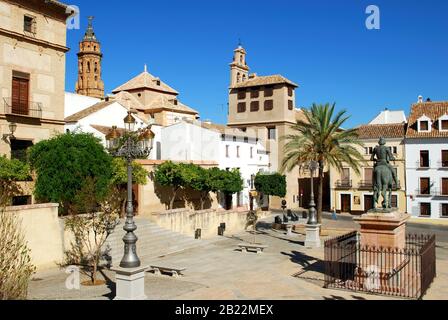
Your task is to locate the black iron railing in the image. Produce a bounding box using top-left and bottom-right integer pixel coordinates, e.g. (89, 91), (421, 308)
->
(433, 189), (448, 197)
(358, 180), (401, 190)
(437, 161), (448, 169)
(415, 189), (433, 197)
(335, 180), (352, 189)
(324, 233), (436, 299)
(3, 98), (42, 119)
(416, 160), (431, 169)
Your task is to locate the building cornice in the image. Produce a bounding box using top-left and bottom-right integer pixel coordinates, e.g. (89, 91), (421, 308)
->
(227, 120), (296, 127)
(0, 28), (69, 53)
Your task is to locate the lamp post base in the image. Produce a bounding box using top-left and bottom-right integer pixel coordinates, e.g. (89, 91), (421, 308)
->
(112, 265), (148, 300)
(305, 224), (321, 248)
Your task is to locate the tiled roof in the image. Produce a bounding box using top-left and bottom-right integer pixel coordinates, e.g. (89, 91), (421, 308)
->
(112, 71), (179, 95)
(295, 109), (308, 123)
(356, 123), (406, 139)
(65, 100), (116, 122)
(146, 95), (199, 115)
(231, 74), (298, 89)
(90, 124), (125, 136)
(183, 120), (258, 139)
(406, 101), (448, 138)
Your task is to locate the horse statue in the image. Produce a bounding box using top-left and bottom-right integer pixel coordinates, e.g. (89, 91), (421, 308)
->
(371, 137), (398, 210)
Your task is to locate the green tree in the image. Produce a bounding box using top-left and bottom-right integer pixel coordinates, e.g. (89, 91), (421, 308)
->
(110, 158), (148, 217)
(28, 132), (113, 215)
(0, 156), (31, 207)
(154, 161), (187, 209)
(208, 168), (244, 208)
(182, 164), (213, 210)
(281, 103), (364, 223)
(254, 173), (287, 198)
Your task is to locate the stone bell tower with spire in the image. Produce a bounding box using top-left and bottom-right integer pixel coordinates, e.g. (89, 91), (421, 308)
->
(230, 41), (250, 87)
(75, 16), (105, 99)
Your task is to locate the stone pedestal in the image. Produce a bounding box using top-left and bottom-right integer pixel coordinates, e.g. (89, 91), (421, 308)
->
(305, 224), (321, 248)
(353, 211), (410, 249)
(111, 265), (148, 300)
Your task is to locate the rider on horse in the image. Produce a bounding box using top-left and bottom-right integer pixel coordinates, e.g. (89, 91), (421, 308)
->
(370, 137), (398, 186)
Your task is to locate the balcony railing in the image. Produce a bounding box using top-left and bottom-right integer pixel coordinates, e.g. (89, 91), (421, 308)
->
(437, 161), (448, 169)
(433, 189), (448, 197)
(416, 160), (431, 169)
(335, 180), (352, 189)
(4, 98), (42, 119)
(358, 180), (401, 190)
(415, 189), (434, 197)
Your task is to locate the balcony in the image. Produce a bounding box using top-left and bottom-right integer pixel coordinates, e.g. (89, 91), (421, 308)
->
(437, 161), (448, 169)
(433, 189), (448, 198)
(4, 98), (42, 119)
(358, 180), (401, 190)
(335, 180), (352, 189)
(416, 160), (431, 169)
(415, 189), (434, 197)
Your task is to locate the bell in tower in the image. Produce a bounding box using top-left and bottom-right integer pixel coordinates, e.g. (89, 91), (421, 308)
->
(75, 16), (105, 99)
(230, 41), (250, 87)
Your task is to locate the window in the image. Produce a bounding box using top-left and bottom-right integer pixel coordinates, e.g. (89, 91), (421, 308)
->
(250, 101), (259, 112)
(264, 100), (274, 111)
(264, 86), (273, 97)
(288, 100), (294, 110)
(364, 168), (373, 184)
(420, 203), (431, 217)
(251, 89), (259, 99)
(237, 73), (241, 83)
(420, 178), (430, 195)
(341, 168), (350, 182)
(94, 62), (98, 73)
(442, 178), (448, 196)
(87, 62), (91, 73)
(442, 150), (448, 167)
(244, 137), (249, 143)
(11, 72), (30, 115)
(267, 127), (276, 140)
(419, 120), (429, 131)
(24, 15), (35, 33)
(226, 145), (230, 158)
(442, 204), (448, 217)
(391, 195), (398, 208)
(238, 90), (246, 100)
(420, 150), (429, 167)
(237, 102), (246, 113)
(11, 140), (33, 163)
(250, 147), (253, 159)
(233, 136), (237, 142)
(236, 146), (240, 158)
(288, 87), (293, 97)
(441, 120), (448, 131)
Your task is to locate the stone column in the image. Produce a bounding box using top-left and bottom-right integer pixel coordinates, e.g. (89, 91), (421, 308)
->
(112, 266), (148, 300)
(305, 224), (321, 248)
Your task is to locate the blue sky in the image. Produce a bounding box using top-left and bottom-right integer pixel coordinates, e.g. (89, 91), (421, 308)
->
(65, 0), (448, 128)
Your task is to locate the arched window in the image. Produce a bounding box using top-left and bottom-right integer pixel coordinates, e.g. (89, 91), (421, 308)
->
(242, 74), (246, 82)
(94, 62), (98, 73)
(237, 73), (241, 83)
(240, 55), (243, 64)
(87, 61), (91, 73)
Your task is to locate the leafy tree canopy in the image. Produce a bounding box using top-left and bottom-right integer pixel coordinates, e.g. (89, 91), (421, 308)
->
(255, 173), (287, 198)
(0, 156), (30, 181)
(28, 132), (113, 214)
(209, 168), (244, 194)
(154, 161), (186, 190)
(110, 158), (148, 186)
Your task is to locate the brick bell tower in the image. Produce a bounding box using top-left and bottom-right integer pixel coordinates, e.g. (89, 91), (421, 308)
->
(76, 16), (105, 99)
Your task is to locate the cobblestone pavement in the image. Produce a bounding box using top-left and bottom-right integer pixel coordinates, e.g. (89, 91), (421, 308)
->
(28, 218), (447, 300)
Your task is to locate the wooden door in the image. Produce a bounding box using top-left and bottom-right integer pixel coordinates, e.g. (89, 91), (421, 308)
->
(442, 178), (448, 196)
(12, 77), (29, 115)
(420, 178), (430, 194)
(442, 150), (448, 167)
(364, 195), (373, 212)
(341, 195), (351, 213)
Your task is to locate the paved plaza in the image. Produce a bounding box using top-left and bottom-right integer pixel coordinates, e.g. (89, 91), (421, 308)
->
(28, 216), (448, 300)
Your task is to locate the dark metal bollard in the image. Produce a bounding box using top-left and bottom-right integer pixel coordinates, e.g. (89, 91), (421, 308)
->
(220, 223), (226, 231)
(218, 226), (224, 236)
(195, 229), (202, 239)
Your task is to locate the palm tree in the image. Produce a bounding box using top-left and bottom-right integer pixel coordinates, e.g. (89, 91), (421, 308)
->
(281, 103), (365, 223)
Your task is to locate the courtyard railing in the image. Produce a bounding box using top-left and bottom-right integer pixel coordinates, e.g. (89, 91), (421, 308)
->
(324, 232), (436, 299)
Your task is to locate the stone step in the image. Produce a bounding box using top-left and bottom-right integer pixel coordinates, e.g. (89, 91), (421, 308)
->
(106, 231), (192, 249)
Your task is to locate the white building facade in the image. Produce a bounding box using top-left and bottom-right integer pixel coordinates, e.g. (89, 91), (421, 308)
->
(405, 100), (448, 219)
(161, 120), (270, 210)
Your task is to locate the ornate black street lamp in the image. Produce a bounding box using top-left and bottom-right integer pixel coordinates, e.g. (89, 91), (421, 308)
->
(307, 160), (319, 225)
(106, 112), (154, 268)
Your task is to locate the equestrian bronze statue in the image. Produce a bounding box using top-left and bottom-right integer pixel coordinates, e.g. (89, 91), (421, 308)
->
(370, 137), (398, 211)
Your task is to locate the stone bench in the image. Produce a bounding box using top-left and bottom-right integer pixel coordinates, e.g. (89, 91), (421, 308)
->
(148, 265), (186, 278)
(238, 243), (268, 254)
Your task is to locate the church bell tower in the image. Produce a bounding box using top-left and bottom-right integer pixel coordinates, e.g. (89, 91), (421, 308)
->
(230, 43), (250, 87)
(75, 16), (105, 99)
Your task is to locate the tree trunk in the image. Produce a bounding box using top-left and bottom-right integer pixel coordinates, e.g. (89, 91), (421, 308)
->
(200, 191), (206, 210)
(170, 187), (179, 210)
(317, 160), (324, 224)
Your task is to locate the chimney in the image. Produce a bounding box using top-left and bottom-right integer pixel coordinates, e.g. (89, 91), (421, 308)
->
(426, 97), (432, 102)
(249, 73), (257, 79)
(418, 95), (423, 103)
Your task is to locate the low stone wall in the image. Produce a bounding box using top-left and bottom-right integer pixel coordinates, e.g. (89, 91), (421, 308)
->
(4, 203), (64, 271)
(151, 208), (271, 239)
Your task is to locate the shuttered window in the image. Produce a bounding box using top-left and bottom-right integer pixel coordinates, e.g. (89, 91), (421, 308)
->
(12, 73), (30, 115)
(264, 100), (274, 111)
(288, 87), (293, 97)
(238, 90), (246, 100)
(251, 89), (259, 99)
(250, 101), (259, 112)
(237, 102), (246, 113)
(420, 203), (431, 217)
(288, 100), (294, 110)
(264, 86), (273, 97)
(442, 178), (448, 196)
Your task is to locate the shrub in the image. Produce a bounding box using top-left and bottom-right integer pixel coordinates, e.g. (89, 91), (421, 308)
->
(255, 173), (287, 198)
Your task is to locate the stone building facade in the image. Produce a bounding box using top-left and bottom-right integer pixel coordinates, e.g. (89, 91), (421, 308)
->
(0, 0), (70, 204)
(227, 45), (306, 208)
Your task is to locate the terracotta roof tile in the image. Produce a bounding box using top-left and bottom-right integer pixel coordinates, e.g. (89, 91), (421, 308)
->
(112, 71), (179, 95)
(406, 101), (448, 138)
(65, 100), (116, 122)
(231, 74), (298, 89)
(356, 123), (406, 139)
(145, 95), (199, 115)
